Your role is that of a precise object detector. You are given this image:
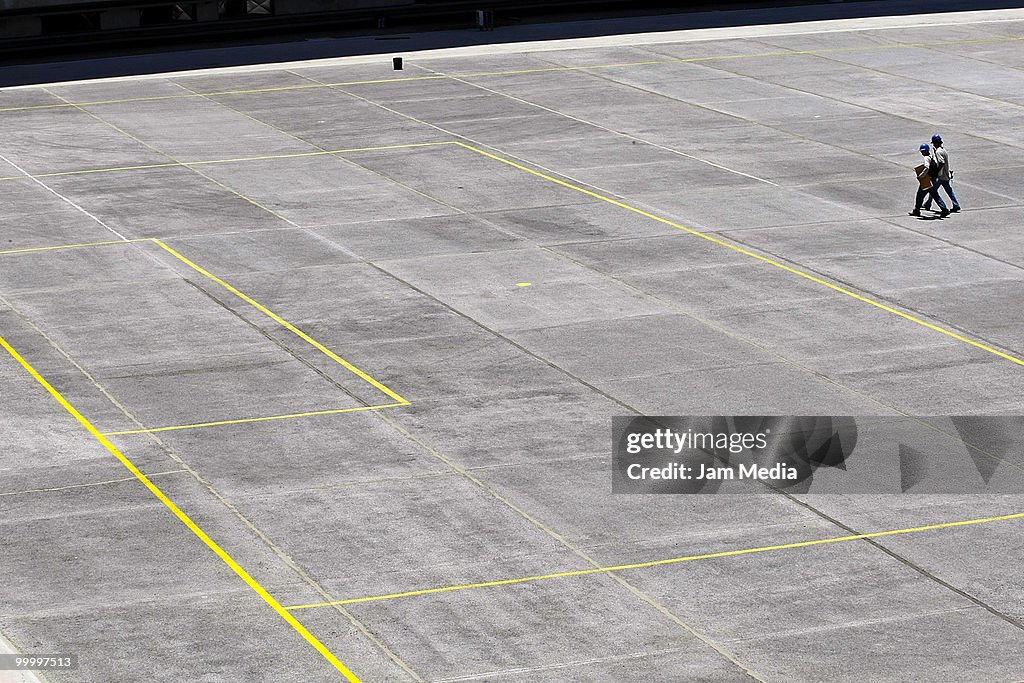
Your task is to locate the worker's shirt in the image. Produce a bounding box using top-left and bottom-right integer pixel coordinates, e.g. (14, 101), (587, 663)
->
(934, 147), (951, 181)
(917, 156), (933, 180)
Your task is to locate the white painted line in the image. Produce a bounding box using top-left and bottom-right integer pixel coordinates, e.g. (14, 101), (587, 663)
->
(0, 153), (129, 242)
(0, 634), (43, 683)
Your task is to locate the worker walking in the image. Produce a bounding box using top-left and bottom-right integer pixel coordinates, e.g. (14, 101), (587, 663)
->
(923, 134), (961, 213)
(910, 143), (949, 217)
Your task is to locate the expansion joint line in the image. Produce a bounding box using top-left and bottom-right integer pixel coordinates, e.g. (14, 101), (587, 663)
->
(149, 239), (409, 405)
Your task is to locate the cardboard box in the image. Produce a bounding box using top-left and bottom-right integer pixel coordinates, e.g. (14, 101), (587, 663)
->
(915, 164), (933, 190)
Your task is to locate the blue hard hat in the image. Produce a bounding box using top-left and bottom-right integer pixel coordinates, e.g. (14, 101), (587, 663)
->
(920, 144), (930, 152)
(931, 134), (942, 144)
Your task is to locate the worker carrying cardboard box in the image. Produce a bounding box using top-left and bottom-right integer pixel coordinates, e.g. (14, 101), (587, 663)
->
(909, 143), (949, 218)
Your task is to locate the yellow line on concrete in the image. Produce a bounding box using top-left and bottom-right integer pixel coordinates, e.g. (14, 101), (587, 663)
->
(0, 162), (181, 181)
(0, 92), (224, 112)
(0, 237), (409, 432)
(102, 402), (406, 436)
(0, 331), (360, 681)
(153, 239), (411, 404)
(0, 238), (149, 255)
(0, 141), (456, 182)
(454, 142), (1024, 368)
(286, 511), (1024, 610)
(0, 76), (451, 113)
(1, 35), (1020, 115)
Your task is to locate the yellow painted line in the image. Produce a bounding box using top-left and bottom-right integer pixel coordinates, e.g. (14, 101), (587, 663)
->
(0, 92), (225, 112)
(0, 141), (456, 183)
(1, 35), (1020, 115)
(0, 238), (149, 255)
(286, 510), (1024, 610)
(0, 237), (409, 433)
(153, 239), (411, 404)
(0, 75), (451, 113)
(0, 331), (360, 681)
(181, 140), (457, 163)
(0, 162), (181, 181)
(102, 402), (406, 436)
(454, 142), (1024, 368)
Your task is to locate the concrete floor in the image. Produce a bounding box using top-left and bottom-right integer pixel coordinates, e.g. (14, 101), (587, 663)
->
(2, 8), (1024, 682)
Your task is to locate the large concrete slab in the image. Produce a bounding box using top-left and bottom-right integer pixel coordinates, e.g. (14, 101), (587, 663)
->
(2, 7), (1024, 682)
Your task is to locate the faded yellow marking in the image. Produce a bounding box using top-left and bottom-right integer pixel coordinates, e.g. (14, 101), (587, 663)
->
(0, 141), (456, 182)
(102, 402), (406, 436)
(286, 511), (1024, 609)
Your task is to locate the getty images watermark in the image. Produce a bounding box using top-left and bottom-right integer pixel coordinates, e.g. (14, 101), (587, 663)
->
(612, 416), (1024, 494)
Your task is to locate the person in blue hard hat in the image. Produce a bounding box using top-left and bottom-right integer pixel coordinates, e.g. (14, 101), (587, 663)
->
(922, 134), (961, 213)
(910, 143), (949, 217)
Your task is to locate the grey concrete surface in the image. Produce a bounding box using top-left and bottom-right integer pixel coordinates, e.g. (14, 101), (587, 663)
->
(2, 9), (1024, 683)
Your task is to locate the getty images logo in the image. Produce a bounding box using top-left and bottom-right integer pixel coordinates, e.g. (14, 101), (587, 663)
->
(613, 416), (858, 494)
(613, 415), (1024, 494)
